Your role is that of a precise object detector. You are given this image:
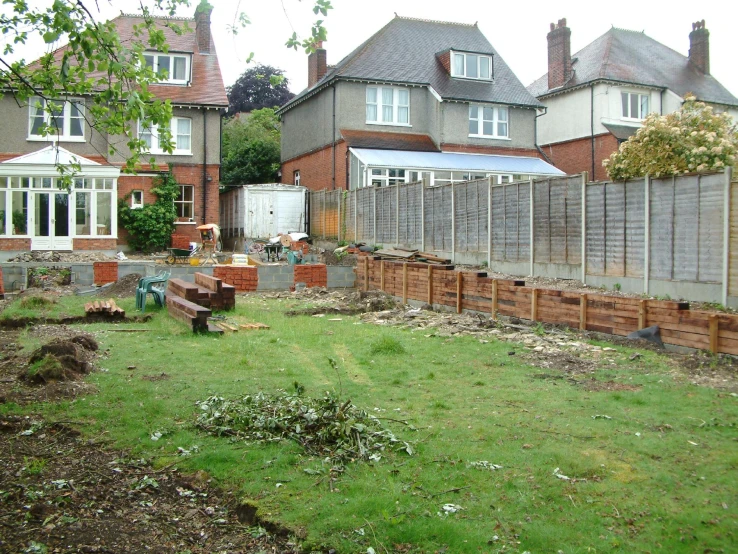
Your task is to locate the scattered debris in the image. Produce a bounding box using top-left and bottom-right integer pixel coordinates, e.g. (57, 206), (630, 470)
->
(195, 390), (414, 463)
(239, 322), (270, 330)
(627, 325), (664, 347)
(468, 460), (503, 471)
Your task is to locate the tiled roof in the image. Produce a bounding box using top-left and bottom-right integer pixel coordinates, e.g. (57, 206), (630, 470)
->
(341, 129), (439, 151)
(528, 27), (738, 107)
(33, 14), (228, 107)
(282, 16), (541, 112)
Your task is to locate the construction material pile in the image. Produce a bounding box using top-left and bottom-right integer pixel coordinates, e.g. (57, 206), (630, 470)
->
(369, 248), (451, 264)
(84, 299), (125, 318)
(166, 272), (235, 333)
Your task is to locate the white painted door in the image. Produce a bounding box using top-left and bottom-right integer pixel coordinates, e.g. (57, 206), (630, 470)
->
(247, 192), (274, 238)
(31, 192), (72, 250)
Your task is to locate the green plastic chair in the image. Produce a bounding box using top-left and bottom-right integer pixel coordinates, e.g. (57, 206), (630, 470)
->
(136, 270), (170, 312)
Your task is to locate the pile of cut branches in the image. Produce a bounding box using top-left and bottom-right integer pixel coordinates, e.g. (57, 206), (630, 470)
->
(195, 391), (413, 463)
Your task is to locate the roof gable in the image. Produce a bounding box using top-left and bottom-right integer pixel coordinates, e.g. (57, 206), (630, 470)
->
(3, 145), (100, 166)
(528, 27), (738, 107)
(282, 16), (541, 112)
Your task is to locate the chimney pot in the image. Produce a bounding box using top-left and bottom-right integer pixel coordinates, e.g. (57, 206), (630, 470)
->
(547, 18), (572, 90)
(688, 20), (710, 75)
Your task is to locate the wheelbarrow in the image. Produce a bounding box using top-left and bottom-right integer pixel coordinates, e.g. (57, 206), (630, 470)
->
(165, 247), (195, 264)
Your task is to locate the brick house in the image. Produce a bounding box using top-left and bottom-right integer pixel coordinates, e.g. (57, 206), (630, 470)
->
(0, 2), (228, 256)
(277, 15), (563, 191)
(528, 19), (738, 182)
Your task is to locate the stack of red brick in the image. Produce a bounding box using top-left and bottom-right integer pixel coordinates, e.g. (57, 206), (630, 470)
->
(213, 265), (258, 292)
(93, 261), (118, 285)
(294, 264), (328, 288)
(290, 241), (310, 255)
(171, 235), (191, 250)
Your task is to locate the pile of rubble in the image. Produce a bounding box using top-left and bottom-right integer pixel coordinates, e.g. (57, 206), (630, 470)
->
(7, 251), (113, 263)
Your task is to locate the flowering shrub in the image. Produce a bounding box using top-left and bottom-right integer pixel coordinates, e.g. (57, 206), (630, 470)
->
(604, 96), (738, 180)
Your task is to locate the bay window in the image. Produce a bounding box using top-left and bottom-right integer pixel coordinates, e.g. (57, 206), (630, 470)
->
(621, 92), (650, 120)
(366, 86), (410, 126)
(469, 105), (508, 138)
(28, 97), (85, 141)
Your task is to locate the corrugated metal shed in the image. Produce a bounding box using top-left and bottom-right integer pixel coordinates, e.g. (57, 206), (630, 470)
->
(350, 148), (564, 176)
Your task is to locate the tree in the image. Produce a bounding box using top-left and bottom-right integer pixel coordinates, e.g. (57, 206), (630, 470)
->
(221, 108), (281, 185)
(604, 96), (738, 180)
(227, 64), (295, 117)
(0, 0), (331, 184)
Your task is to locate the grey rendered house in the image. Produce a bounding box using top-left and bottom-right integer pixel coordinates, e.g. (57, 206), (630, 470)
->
(277, 15), (563, 192)
(0, 2), (228, 256)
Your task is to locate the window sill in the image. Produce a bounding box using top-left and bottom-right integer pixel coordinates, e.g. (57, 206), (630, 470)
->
(143, 151), (193, 156)
(174, 221), (197, 225)
(27, 136), (86, 143)
(468, 135), (511, 141)
(366, 122), (412, 128)
(451, 75), (493, 82)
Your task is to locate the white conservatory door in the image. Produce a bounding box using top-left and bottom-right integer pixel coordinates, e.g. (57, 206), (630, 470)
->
(31, 192), (73, 250)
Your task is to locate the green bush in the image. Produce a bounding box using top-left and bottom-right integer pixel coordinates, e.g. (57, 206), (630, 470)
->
(118, 170), (180, 252)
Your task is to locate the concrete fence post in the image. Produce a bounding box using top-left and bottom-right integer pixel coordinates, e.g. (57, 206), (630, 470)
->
(487, 176), (493, 269)
(723, 166), (733, 306)
(337, 191), (342, 242)
(373, 186), (377, 246)
(354, 191), (358, 243)
(529, 178), (535, 276)
(644, 174), (651, 295)
(395, 183), (400, 246)
(581, 172), (587, 284)
(421, 183), (426, 253)
(451, 183), (456, 263)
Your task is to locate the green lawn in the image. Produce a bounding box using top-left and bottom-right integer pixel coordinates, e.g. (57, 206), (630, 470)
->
(3, 293), (737, 553)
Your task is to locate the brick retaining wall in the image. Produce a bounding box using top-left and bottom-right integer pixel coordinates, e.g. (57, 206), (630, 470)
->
(93, 261), (118, 285)
(294, 264), (328, 288)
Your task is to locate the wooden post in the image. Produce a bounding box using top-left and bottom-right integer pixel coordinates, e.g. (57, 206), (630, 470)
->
(402, 263), (408, 305)
(492, 279), (498, 320)
(579, 293), (587, 330)
(364, 256), (369, 291)
(427, 264), (433, 305)
(380, 261), (385, 291)
(531, 288), (538, 321)
(456, 271), (463, 314)
(709, 314), (719, 354)
(638, 299), (647, 330)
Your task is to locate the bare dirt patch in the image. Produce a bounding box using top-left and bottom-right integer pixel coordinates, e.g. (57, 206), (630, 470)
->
(673, 351), (738, 392)
(0, 327), (100, 405)
(102, 273), (143, 298)
(283, 288), (397, 316)
(0, 415), (297, 553)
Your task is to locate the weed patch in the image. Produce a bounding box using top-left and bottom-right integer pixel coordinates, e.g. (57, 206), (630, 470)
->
(369, 335), (405, 355)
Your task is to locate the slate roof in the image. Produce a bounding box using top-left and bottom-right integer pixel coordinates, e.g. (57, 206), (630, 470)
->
(281, 16), (541, 113)
(34, 14), (228, 107)
(340, 129), (439, 152)
(528, 27), (738, 107)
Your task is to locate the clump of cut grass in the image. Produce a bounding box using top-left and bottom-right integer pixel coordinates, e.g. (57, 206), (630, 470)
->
(26, 355), (65, 383)
(370, 336), (405, 355)
(20, 296), (56, 310)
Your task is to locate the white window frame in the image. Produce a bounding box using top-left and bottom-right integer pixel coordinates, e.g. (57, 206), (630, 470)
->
(138, 117), (192, 155)
(451, 51), (493, 81)
(143, 52), (191, 85)
(294, 170), (301, 186)
(621, 91), (650, 121)
(27, 97), (86, 142)
(366, 86), (411, 127)
(131, 190), (144, 209)
(468, 104), (509, 139)
(174, 184), (195, 220)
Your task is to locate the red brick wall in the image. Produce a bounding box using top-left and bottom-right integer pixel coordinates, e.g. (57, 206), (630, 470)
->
(294, 264), (327, 288)
(437, 51), (451, 73)
(171, 234), (192, 249)
(213, 265), (258, 292)
(0, 238), (32, 251)
(74, 239), (117, 250)
(441, 143), (543, 159)
(540, 133), (619, 182)
(281, 141), (348, 191)
(117, 163), (220, 248)
(93, 261), (118, 285)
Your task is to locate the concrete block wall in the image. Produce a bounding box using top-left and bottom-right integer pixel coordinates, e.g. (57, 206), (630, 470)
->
(327, 266), (356, 288)
(256, 265), (295, 291)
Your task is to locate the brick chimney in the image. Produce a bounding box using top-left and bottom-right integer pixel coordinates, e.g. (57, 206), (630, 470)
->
(195, 1), (213, 54)
(308, 41), (327, 88)
(547, 18), (572, 90)
(689, 20), (709, 75)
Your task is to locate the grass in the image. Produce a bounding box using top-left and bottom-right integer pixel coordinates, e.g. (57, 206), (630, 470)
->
(2, 293), (738, 553)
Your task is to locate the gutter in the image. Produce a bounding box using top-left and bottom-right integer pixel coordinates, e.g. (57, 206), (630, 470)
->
(590, 84), (595, 181)
(202, 109), (208, 223)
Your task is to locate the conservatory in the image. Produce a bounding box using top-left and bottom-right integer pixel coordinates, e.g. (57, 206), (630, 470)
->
(0, 146), (120, 250)
(348, 148), (564, 189)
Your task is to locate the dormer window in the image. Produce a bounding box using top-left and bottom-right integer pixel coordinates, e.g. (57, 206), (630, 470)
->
(143, 52), (191, 85)
(451, 51), (492, 80)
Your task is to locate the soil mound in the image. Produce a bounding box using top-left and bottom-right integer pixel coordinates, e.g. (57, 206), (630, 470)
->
(102, 273), (142, 298)
(24, 336), (99, 383)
